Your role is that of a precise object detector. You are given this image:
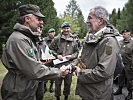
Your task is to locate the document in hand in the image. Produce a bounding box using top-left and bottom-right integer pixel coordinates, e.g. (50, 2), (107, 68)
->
(53, 56), (68, 65)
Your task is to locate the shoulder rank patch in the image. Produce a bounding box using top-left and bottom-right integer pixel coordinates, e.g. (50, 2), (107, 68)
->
(106, 45), (112, 55)
(27, 48), (35, 57)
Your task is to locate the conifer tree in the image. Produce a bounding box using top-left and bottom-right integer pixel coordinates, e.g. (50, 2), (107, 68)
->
(63, 0), (87, 38)
(116, 0), (133, 33)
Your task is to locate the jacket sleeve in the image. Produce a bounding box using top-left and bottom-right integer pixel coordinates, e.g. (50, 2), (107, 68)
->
(131, 43), (133, 69)
(3, 38), (62, 80)
(70, 39), (79, 60)
(77, 37), (120, 83)
(49, 38), (59, 57)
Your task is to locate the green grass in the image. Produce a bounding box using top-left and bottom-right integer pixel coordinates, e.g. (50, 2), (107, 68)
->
(0, 60), (7, 86)
(44, 76), (81, 100)
(0, 60), (81, 100)
(0, 60), (8, 100)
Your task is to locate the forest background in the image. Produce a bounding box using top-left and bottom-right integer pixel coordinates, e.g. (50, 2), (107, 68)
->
(0, 0), (133, 56)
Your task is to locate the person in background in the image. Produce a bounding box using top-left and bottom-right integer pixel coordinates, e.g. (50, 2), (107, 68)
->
(113, 29), (133, 100)
(50, 22), (79, 100)
(72, 32), (82, 50)
(71, 6), (120, 100)
(44, 28), (56, 47)
(43, 28), (56, 93)
(1, 4), (69, 100)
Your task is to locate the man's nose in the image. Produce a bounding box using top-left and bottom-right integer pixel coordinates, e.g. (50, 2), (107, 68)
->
(40, 20), (44, 24)
(86, 19), (90, 23)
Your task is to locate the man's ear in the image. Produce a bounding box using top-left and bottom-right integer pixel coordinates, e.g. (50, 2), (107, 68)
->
(98, 18), (104, 26)
(24, 16), (31, 22)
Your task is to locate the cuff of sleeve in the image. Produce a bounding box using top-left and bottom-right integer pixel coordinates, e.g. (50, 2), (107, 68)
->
(57, 69), (62, 77)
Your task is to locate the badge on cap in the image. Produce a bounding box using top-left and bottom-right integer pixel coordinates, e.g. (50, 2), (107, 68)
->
(27, 48), (35, 57)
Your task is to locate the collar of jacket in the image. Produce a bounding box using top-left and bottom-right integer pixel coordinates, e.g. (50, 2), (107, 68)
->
(85, 25), (115, 44)
(13, 23), (39, 42)
(47, 36), (53, 41)
(124, 37), (132, 43)
(60, 33), (74, 41)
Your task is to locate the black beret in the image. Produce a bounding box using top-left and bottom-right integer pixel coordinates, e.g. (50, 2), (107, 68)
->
(121, 29), (130, 33)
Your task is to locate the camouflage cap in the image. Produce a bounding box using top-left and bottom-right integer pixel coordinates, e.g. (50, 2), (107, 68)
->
(19, 4), (45, 18)
(61, 22), (71, 28)
(48, 28), (55, 33)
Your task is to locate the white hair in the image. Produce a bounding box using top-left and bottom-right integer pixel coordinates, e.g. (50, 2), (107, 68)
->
(91, 6), (109, 21)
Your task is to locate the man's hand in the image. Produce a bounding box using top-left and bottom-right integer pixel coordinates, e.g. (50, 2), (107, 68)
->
(57, 55), (63, 61)
(74, 66), (81, 76)
(60, 65), (70, 77)
(66, 55), (72, 61)
(40, 59), (52, 65)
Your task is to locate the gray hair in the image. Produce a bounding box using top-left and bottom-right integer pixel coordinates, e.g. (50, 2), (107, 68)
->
(18, 14), (33, 24)
(91, 6), (109, 21)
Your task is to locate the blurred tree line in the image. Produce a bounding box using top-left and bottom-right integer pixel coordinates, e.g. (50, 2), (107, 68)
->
(0, 0), (132, 56)
(109, 0), (133, 34)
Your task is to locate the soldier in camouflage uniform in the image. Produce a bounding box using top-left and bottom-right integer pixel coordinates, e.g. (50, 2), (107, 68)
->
(1, 4), (69, 100)
(50, 22), (79, 100)
(44, 28), (56, 47)
(114, 29), (133, 100)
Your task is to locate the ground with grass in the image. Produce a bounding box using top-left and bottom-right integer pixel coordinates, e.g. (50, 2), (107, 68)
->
(0, 60), (81, 100)
(0, 60), (7, 100)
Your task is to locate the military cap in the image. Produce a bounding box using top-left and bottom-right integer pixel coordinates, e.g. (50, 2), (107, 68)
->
(19, 4), (45, 18)
(48, 28), (55, 33)
(61, 22), (71, 28)
(121, 29), (130, 33)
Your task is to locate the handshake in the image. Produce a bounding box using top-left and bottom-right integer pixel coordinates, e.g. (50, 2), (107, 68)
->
(59, 58), (86, 77)
(59, 64), (81, 77)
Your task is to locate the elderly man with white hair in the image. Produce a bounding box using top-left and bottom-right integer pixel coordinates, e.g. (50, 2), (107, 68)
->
(71, 6), (120, 100)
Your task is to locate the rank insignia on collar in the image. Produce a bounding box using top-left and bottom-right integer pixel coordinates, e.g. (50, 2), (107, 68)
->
(27, 48), (34, 57)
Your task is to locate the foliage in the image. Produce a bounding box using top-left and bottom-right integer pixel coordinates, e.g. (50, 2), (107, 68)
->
(60, 15), (80, 34)
(65, 0), (79, 19)
(1, 0), (132, 56)
(122, 0), (133, 33)
(0, 0), (20, 57)
(0, 0), (19, 38)
(63, 0), (88, 38)
(109, 8), (117, 27)
(76, 9), (88, 38)
(109, 0), (133, 33)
